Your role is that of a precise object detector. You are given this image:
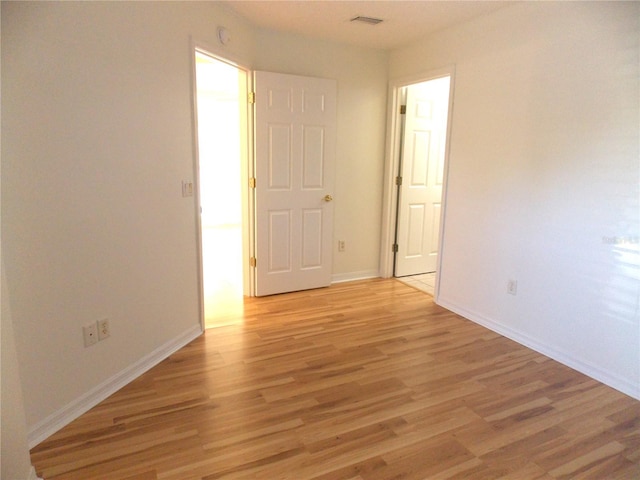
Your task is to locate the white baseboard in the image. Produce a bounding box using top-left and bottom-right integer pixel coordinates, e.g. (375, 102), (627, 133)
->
(331, 270), (379, 284)
(28, 324), (203, 448)
(437, 298), (640, 401)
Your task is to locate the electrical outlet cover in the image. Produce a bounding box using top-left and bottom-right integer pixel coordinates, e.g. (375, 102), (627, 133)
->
(98, 318), (110, 340)
(83, 323), (98, 347)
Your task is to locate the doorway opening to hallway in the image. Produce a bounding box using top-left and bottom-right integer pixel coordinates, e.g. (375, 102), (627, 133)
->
(394, 76), (451, 296)
(194, 50), (250, 327)
(380, 69), (454, 299)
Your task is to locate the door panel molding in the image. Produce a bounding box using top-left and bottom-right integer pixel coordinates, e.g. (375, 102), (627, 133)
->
(254, 71), (336, 296)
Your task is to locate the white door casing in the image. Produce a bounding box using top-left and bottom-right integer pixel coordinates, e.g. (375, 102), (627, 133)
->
(254, 71), (336, 296)
(395, 77), (450, 276)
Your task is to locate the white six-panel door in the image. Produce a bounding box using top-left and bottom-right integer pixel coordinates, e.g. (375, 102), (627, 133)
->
(395, 77), (450, 277)
(254, 71), (336, 296)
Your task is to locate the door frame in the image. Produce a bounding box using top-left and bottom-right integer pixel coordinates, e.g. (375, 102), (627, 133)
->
(190, 38), (255, 331)
(379, 66), (456, 301)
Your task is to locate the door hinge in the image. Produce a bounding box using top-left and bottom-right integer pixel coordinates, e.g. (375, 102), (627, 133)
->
(248, 92), (256, 104)
(250, 256), (257, 267)
(400, 105), (407, 115)
(249, 177), (256, 189)
(392, 244), (399, 253)
(395, 176), (402, 186)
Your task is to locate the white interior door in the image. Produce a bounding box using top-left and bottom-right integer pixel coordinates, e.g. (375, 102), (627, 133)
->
(254, 71), (336, 296)
(395, 76), (450, 277)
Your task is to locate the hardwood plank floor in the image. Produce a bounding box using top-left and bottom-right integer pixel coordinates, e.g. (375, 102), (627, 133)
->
(31, 279), (640, 479)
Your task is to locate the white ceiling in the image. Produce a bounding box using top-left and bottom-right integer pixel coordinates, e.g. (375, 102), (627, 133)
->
(221, 1), (513, 51)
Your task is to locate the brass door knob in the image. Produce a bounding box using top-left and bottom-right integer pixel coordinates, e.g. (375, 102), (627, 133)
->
(323, 194), (333, 202)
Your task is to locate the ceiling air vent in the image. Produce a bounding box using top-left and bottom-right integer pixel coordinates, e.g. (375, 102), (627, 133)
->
(350, 16), (383, 25)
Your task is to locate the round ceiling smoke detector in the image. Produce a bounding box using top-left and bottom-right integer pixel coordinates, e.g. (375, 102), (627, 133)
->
(217, 27), (231, 46)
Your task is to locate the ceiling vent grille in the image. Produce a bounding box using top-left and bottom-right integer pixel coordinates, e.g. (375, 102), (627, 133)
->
(350, 16), (383, 25)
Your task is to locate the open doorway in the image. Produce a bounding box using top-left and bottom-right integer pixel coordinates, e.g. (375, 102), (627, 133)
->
(380, 69), (454, 299)
(395, 76), (451, 295)
(194, 50), (250, 327)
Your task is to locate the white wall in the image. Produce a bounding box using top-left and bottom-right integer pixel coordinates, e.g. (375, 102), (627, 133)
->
(252, 29), (388, 279)
(2, 263), (40, 480)
(0, 5), (36, 478)
(390, 2), (640, 398)
(1, 0), (389, 449)
(1, 0), (244, 444)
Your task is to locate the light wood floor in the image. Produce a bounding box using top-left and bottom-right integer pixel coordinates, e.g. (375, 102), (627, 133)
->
(31, 279), (640, 479)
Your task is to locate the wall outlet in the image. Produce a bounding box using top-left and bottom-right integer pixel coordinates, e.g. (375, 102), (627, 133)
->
(507, 279), (518, 295)
(83, 323), (98, 347)
(98, 318), (110, 340)
(338, 240), (346, 252)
